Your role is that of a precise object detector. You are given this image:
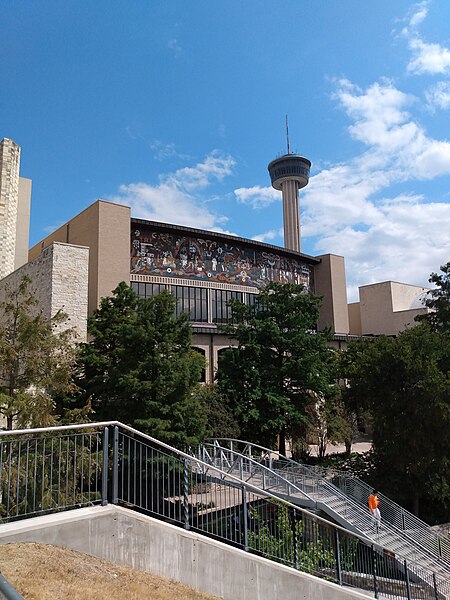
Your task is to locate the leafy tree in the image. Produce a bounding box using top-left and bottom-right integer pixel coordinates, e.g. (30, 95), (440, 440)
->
(0, 276), (78, 430)
(416, 261), (450, 332)
(340, 324), (450, 518)
(76, 282), (206, 447)
(216, 282), (335, 455)
(310, 391), (354, 460)
(191, 383), (241, 440)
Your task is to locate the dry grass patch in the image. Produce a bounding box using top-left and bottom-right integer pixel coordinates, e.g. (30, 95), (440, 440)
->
(0, 543), (222, 600)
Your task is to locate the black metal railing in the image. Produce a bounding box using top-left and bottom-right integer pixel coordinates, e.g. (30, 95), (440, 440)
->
(0, 422), (448, 600)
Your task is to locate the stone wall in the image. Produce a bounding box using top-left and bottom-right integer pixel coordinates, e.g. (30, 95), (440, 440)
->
(0, 242), (89, 341)
(0, 138), (20, 279)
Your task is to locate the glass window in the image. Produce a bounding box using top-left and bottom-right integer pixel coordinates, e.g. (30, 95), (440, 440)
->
(212, 290), (243, 323)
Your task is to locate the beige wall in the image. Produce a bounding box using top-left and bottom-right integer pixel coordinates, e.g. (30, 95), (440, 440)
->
(0, 138), (20, 279)
(15, 176), (32, 270)
(29, 200), (130, 315)
(0, 242), (89, 340)
(348, 302), (362, 336)
(192, 332), (239, 383)
(349, 281), (430, 336)
(314, 254), (349, 335)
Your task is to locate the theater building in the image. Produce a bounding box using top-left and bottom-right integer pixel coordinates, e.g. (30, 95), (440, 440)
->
(26, 199), (350, 382)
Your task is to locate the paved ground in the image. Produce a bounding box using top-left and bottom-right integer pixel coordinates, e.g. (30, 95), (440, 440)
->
(308, 441), (372, 457)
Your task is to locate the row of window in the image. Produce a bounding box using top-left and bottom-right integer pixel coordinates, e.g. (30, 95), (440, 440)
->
(131, 282), (258, 324)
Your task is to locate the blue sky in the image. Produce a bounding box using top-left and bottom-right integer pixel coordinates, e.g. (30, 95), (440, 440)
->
(1, 0), (450, 301)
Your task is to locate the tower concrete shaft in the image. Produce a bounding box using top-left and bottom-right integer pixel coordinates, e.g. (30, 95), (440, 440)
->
(281, 179), (301, 253)
(267, 153), (311, 254)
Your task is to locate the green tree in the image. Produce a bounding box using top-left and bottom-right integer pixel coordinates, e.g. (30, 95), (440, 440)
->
(216, 282), (335, 455)
(310, 391), (354, 460)
(76, 282), (206, 447)
(416, 261), (450, 332)
(341, 324), (450, 517)
(0, 276), (78, 430)
(192, 384), (241, 440)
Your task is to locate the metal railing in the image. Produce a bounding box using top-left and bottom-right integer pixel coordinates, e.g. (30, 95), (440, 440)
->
(0, 575), (24, 600)
(310, 465), (450, 566)
(0, 423), (449, 600)
(203, 439), (450, 583)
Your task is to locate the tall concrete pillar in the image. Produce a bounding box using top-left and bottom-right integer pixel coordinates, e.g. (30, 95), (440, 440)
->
(0, 138), (20, 279)
(268, 154), (310, 253)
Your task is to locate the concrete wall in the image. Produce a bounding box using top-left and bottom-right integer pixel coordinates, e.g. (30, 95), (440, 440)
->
(351, 281), (430, 336)
(29, 200), (130, 316)
(348, 302), (362, 336)
(15, 176), (32, 270)
(0, 138), (20, 279)
(314, 254), (349, 335)
(0, 505), (372, 600)
(0, 242), (89, 340)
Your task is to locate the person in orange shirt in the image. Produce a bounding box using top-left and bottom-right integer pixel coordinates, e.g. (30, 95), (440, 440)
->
(368, 489), (381, 530)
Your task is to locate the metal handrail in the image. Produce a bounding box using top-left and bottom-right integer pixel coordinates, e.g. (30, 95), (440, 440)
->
(1, 423), (449, 600)
(0, 422), (371, 542)
(0, 575), (24, 600)
(213, 438), (450, 565)
(310, 465), (450, 564)
(206, 439), (450, 578)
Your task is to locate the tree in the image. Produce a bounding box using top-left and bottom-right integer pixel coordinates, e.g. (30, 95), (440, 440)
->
(0, 276), (78, 429)
(416, 261), (450, 332)
(192, 384), (241, 440)
(310, 391), (354, 460)
(76, 282), (206, 447)
(340, 324), (450, 518)
(216, 282), (335, 455)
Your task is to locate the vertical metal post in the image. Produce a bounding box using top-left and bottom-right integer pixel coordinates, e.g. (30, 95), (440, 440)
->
(101, 427), (109, 506)
(372, 545), (379, 599)
(433, 573), (439, 600)
(112, 426), (119, 504)
(293, 509), (299, 570)
(404, 560), (411, 600)
(183, 459), (190, 530)
(335, 529), (342, 586)
(242, 485), (248, 552)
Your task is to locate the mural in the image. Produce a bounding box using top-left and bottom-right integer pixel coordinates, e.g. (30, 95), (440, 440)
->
(130, 225), (314, 291)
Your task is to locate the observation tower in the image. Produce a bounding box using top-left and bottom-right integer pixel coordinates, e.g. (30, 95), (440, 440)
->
(267, 118), (311, 253)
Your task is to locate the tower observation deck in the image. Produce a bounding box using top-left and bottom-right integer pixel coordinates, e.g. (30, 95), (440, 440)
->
(268, 153), (311, 253)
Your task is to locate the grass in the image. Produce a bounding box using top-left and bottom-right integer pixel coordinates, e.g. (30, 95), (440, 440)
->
(0, 543), (222, 600)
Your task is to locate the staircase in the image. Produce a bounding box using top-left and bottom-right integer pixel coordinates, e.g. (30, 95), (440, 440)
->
(197, 439), (450, 588)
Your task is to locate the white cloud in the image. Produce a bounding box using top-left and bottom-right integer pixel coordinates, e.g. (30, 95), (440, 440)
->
(150, 140), (191, 162)
(408, 0), (429, 27)
(251, 228), (283, 243)
(233, 77), (450, 301)
(407, 38), (450, 74)
(109, 152), (236, 231)
(167, 38), (183, 57)
(400, 1), (450, 74)
(425, 81), (450, 111)
(234, 185), (280, 208)
(306, 79), (450, 299)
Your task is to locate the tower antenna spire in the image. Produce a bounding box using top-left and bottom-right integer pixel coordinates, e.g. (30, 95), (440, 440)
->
(286, 114), (290, 155)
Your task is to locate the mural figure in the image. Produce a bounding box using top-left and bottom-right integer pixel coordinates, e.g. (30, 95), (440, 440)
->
(130, 226), (313, 291)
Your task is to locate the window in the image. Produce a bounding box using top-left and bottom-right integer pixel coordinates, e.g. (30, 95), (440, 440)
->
(211, 289), (243, 323)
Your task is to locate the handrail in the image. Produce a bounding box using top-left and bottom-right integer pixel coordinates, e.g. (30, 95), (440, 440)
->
(212, 438), (450, 566)
(206, 439), (450, 577)
(0, 575), (24, 600)
(0, 422), (369, 542)
(1, 422), (449, 600)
